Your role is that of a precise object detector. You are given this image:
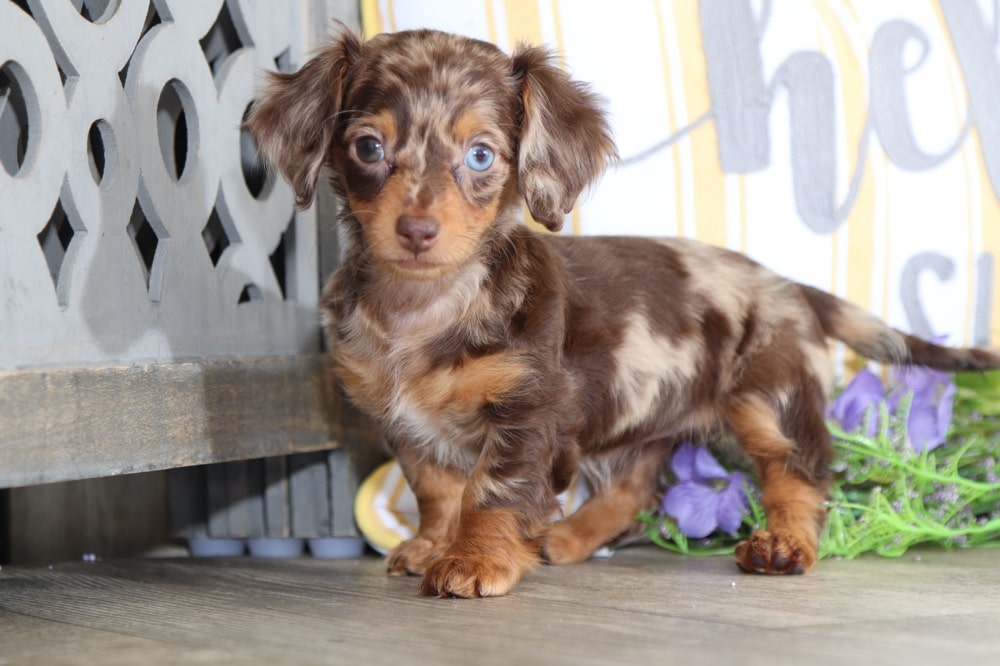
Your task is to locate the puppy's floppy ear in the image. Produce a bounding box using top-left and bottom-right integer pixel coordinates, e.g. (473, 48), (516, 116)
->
(511, 46), (617, 231)
(245, 28), (363, 208)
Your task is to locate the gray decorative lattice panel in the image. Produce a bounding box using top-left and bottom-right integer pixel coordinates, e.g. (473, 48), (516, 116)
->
(0, 0), (320, 369)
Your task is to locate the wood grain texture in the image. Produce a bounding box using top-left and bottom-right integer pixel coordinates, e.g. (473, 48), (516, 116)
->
(1, 547), (998, 665)
(0, 608), (259, 666)
(0, 354), (379, 488)
(6, 471), (170, 563)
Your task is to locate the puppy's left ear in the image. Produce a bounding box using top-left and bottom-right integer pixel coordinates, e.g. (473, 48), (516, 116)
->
(511, 47), (617, 231)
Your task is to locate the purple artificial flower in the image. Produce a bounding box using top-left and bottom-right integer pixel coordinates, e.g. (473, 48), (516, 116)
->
(661, 443), (749, 538)
(829, 368), (886, 436)
(889, 365), (956, 453)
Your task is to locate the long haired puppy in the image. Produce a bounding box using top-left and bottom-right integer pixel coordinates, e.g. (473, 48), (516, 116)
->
(247, 27), (1000, 597)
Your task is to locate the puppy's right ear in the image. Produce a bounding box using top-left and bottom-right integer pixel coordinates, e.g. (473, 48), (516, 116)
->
(245, 29), (363, 207)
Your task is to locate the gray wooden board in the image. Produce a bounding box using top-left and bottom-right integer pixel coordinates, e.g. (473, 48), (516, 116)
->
(328, 448), (359, 537)
(164, 450), (364, 541)
(264, 456), (291, 537)
(289, 451), (331, 537)
(5, 471), (171, 563)
(168, 466), (209, 539)
(206, 464), (230, 538)
(0, 547), (998, 665)
(223, 460), (264, 538)
(0, 354), (380, 488)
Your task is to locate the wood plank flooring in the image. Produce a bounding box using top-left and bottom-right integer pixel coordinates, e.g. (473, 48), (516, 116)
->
(2, 546), (998, 665)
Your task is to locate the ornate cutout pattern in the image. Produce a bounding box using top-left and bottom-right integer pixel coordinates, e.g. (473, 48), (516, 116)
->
(1, 1), (320, 367)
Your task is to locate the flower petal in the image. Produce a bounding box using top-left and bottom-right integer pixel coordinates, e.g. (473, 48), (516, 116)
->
(715, 473), (750, 534)
(890, 363), (956, 453)
(907, 398), (939, 453)
(691, 446), (730, 481)
(892, 366), (951, 404)
(831, 369), (885, 435)
(906, 379), (955, 453)
(662, 481), (720, 538)
(670, 443), (699, 482)
(936, 382), (956, 440)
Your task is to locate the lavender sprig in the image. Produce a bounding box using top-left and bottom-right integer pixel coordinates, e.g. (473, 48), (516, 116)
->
(638, 368), (1000, 559)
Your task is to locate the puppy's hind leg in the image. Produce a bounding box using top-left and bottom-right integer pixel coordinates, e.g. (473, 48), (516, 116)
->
(542, 444), (665, 564)
(727, 392), (832, 574)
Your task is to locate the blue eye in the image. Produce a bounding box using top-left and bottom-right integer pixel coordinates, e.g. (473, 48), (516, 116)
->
(464, 145), (495, 171)
(356, 137), (385, 163)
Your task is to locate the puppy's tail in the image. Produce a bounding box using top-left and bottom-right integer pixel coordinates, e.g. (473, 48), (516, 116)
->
(799, 284), (1000, 372)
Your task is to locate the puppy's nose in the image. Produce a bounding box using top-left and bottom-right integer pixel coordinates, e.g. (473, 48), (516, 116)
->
(395, 215), (440, 254)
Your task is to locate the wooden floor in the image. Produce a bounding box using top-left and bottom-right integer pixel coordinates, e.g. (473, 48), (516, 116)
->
(2, 546), (998, 664)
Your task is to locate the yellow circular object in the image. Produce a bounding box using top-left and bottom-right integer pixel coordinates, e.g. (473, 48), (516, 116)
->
(354, 460), (593, 555)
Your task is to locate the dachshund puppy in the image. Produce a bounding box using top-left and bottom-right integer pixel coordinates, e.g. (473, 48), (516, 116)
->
(247, 27), (1000, 597)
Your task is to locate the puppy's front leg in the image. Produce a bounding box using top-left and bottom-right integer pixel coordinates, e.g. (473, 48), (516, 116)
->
(420, 436), (556, 598)
(386, 447), (466, 576)
(421, 504), (540, 598)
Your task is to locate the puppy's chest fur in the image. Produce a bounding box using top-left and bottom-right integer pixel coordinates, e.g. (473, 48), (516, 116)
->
(325, 266), (530, 470)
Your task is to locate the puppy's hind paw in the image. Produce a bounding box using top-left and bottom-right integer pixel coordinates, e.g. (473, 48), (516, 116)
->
(735, 530), (817, 575)
(540, 523), (592, 565)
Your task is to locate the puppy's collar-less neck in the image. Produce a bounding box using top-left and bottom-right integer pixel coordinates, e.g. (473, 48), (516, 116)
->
(359, 254), (491, 327)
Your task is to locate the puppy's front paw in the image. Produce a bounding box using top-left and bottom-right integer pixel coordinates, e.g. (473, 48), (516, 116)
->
(735, 529), (817, 575)
(420, 542), (538, 598)
(386, 537), (448, 576)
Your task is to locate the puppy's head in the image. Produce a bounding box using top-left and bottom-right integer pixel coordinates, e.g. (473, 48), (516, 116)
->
(246, 27), (616, 279)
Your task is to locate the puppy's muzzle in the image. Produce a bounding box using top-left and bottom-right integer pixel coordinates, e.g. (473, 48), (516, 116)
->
(396, 215), (440, 255)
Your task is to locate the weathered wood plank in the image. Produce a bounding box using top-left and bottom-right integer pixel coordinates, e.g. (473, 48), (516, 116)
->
(263, 456), (291, 537)
(0, 354), (379, 488)
(168, 466), (208, 538)
(1, 548), (998, 665)
(0, 607), (259, 665)
(5, 471), (171, 563)
(289, 451), (330, 537)
(328, 448), (359, 537)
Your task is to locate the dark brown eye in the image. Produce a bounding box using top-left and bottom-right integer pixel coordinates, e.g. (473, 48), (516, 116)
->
(356, 137), (385, 163)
